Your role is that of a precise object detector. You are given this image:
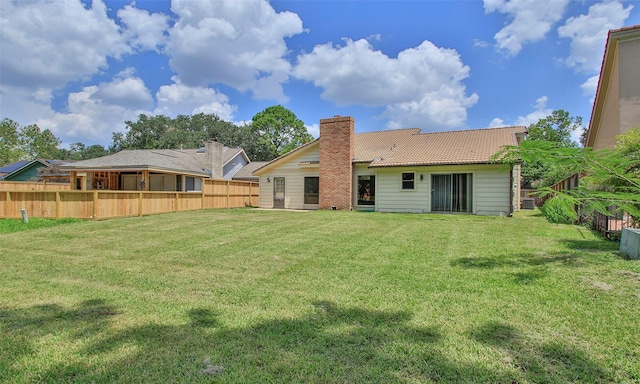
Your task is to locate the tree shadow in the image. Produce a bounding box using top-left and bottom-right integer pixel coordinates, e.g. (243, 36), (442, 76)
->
(0, 299), (120, 382)
(451, 253), (577, 270)
(560, 239), (620, 253)
(2, 300), (617, 383)
(470, 321), (616, 383)
(450, 252), (586, 285)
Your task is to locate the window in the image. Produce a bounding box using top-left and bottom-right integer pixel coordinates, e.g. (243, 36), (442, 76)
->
(304, 176), (319, 204)
(185, 176), (202, 192)
(357, 175), (375, 205)
(402, 172), (415, 190)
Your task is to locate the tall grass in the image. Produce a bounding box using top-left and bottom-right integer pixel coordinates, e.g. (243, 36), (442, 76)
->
(1, 209), (638, 383)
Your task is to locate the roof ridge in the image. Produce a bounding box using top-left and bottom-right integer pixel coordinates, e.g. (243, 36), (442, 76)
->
(415, 126), (526, 136)
(356, 128), (421, 136)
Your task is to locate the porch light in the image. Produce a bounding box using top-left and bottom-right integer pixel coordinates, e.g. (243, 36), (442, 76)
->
(267, 177), (270, 183)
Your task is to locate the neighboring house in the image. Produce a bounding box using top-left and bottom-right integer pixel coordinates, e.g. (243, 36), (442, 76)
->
(60, 141), (253, 191)
(585, 24), (640, 150)
(0, 160), (32, 180)
(231, 161), (269, 183)
(0, 159), (68, 182)
(37, 160), (75, 183)
(253, 116), (526, 216)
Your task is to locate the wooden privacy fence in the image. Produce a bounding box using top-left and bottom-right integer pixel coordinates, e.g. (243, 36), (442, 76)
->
(0, 179), (259, 220)
(0, 181), (70, 191)
(593, 209), (639, 240)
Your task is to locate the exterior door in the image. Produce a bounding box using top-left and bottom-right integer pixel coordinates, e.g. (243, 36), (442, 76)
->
(273, 177), (285, 208)
(432, 173), (472, 213)
(431, 174), (452, 212)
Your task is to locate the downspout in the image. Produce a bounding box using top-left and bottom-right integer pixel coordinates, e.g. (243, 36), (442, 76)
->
(509, 166), (514, 217)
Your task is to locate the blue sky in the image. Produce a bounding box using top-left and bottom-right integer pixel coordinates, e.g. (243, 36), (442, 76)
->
(1, 0), (638, 148)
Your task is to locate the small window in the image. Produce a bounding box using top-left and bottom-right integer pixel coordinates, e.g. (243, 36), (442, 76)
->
(304, 176), (319, 204)
(402, 172), (415, 190)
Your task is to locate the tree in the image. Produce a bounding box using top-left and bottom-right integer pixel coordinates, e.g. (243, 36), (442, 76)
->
(110, 113), (271, 159)
(521, 110), (583, 188)
(0, 118), (61, 165)
(526, 110), (582, 146)
(497, 128), (640, 224)
(0, 118), (21, 166)
(58, 142), (109, 160)
(250, 105), (314, 160)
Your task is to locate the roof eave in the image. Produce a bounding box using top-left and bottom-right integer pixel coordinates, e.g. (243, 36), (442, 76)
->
(59, 165), (210, 177)
(368, 160), (503, 168)
(253, 139), (320, 175)
(2, 159), (49, 179)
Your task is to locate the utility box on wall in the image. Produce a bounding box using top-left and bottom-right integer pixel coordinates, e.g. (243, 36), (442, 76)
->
(620, 228), (640, 260)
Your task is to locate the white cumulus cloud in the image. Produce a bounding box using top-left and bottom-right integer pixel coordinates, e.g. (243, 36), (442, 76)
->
(0, 0), (130, 89)
(93, 70), (155, 110)
(514, 96), (553, 127)
(484, 0), (569, 56)
(557, 0), (633, 73)
(488, 118), (505, 128)
(155, 82), (237, 121)
(166, 0), (304, 101)
(293, 38), (478, 130)
(33, 73), (155, 146)
(118, 4), (171, 52)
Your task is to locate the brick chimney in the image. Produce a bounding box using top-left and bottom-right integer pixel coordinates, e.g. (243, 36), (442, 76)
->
(205, 140), (224, 179)
(319, 116), (355, 210)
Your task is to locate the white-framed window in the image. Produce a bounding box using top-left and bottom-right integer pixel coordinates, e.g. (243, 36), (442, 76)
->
(401, 172), (415, 190)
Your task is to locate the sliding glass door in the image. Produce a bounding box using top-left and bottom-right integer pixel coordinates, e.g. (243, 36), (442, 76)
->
(431, 173), (472, 213)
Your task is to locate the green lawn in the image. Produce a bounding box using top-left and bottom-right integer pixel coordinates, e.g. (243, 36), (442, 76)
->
(1, 209), (638, 383)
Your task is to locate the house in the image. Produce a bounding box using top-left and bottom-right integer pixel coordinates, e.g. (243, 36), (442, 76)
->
(0, 160), (33, 180)
(253, 116), (526, 216)
(231, 161), (269, 183)
(60, 141), (253, 191)
(0, 159), (70, 182)
(585, 24), (640, 150)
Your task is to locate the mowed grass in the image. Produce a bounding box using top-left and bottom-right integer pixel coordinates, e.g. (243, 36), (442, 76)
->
(1, 209), (638, 383)
(0, 218), (81, 234)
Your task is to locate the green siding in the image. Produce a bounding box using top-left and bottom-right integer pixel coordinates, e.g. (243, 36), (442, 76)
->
(3, 162), (46, 181)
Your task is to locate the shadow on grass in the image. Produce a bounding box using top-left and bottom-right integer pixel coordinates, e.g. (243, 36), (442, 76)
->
(0, 299), (120, 382)
(450, 252), (586, 285)
(560, 239), (620, 253)
(470, 321), (614, 382)
(1, 300), (617, 383)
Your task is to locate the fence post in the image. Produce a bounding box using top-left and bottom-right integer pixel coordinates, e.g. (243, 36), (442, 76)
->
(175, 192), (179, 212)
(56, 191), (61, 219)
(139, 192), (143, 216)
(93, 191), (98, 220)
(227, 180), (230, 209)
(6, 191), (12, 218)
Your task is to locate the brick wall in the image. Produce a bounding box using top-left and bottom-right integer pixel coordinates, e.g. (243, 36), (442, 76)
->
(319, 116), (354, 210)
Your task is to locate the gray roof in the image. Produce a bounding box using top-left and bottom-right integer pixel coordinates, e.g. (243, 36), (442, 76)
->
(60, 147), (248, 177)
(232, 161), (268, 181)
